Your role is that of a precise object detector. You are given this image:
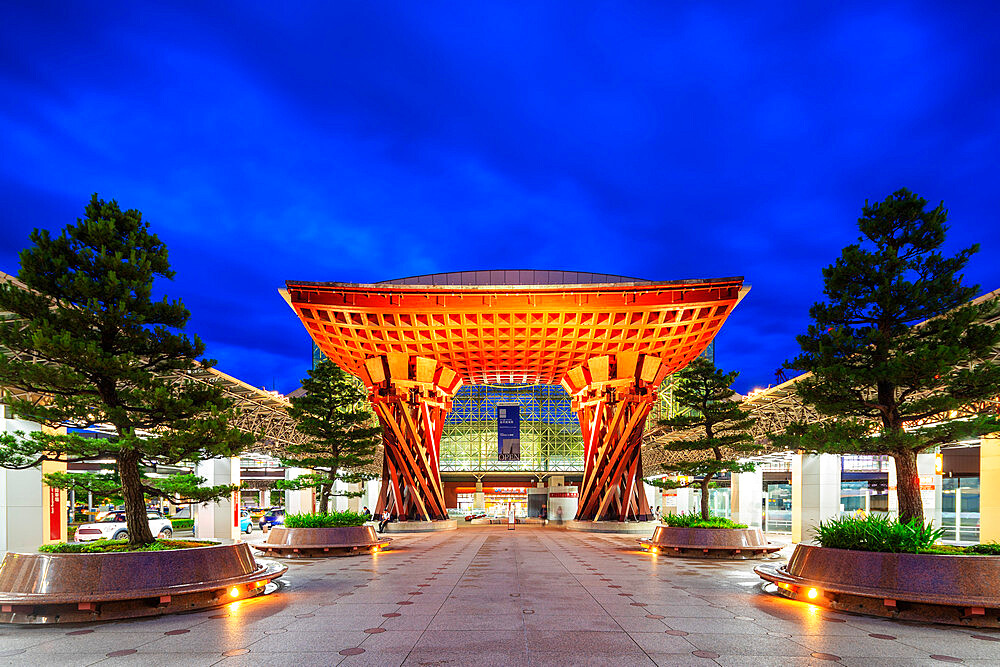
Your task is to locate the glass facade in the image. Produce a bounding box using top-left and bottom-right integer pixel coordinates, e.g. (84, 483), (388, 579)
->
(765, 482), (792, 533)
(439, 384), (582, 472)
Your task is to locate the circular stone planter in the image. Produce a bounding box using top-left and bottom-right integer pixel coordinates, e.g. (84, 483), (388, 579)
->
(0, 542), (286, 624)
(383, 519), (458, 533)
(564, 520), (659, 534)
(252, 526), (391, 558)
(755, 544), (1000, 627)
(639, 525), (782, 559)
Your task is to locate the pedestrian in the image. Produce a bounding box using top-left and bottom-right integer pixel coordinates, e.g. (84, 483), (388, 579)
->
(362, 505), (371, 519)
(378, 509), (391, 532)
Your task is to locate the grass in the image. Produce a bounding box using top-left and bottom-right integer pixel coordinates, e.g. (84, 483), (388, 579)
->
(284, 511), (368, 528)
(40, 539), (216, 553)
(661, 512), (747, 529)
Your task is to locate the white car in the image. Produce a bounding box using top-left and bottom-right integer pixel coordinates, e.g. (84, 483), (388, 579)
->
(75, 511), (173, 542)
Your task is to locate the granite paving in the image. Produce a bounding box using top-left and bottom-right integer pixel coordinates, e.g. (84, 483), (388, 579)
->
(1, 525), (999, 665)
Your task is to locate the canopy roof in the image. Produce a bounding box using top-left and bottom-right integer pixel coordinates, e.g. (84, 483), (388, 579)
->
(283, 275), (748, 385)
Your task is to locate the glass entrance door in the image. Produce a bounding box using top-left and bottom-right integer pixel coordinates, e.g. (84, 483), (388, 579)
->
(942, 477), (980, 543)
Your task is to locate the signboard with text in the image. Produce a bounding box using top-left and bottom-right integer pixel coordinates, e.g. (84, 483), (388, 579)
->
(497, 404), (520, 461)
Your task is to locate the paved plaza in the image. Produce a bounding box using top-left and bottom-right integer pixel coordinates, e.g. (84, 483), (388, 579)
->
(2, 526), (1000, 666)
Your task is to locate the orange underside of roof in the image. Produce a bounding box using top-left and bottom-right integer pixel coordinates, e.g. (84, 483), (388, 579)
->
(285, 278), (746, 385)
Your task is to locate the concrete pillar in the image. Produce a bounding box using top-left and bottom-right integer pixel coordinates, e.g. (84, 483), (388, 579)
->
(346, 482), (363, 513)
(548, 486), (578, 522)
(365, 479), (380, 512)
(675, 487), (693, 515)
(284, 467), (314, 515)
(194, 457), (240, 541)
(473, 480), (485, 510)
(659, 487), (678, 515)
(642, 481), (657, 514)
(791, 453), (840, 543)
(731, 468), (763, 529)
(918, 452), (942, 528)
(980, 436), (1000, 542)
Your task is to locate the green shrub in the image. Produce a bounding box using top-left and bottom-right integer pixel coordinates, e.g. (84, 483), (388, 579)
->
(284, 511), (368, 528)
(39, 539), (215, 553)
(814, 514), (944, 553)
(170, 518), (194, 530)
(661, 512), (747, 529)
(965, 542), (1000, 555)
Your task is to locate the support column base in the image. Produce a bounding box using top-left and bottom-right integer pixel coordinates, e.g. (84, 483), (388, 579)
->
(383, 519), (458, 533)
(564, 520), (659, 534)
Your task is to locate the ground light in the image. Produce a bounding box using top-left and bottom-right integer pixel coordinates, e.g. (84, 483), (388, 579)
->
(230, 587), (240, 598)
(806, 587), (820, 600)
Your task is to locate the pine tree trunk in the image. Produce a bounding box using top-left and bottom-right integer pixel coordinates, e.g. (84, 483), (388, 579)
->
(893, 449), (924, 524)
(118, 449), (155, 546)
(318, 485), (330, 514)
(700, 478), (711, 521)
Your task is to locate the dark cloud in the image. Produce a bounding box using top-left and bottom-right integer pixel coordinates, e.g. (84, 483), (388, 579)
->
(2, 1), (998, 394)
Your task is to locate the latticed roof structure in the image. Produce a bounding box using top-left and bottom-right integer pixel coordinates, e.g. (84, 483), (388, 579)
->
(282, 274), (748, 385)
(641, 287), (1000, 476)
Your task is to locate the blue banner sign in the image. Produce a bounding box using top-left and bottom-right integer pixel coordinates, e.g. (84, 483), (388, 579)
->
(497, 404), (521, 461)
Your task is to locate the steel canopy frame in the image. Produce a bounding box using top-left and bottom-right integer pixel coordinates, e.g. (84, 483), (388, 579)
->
(284, 276), (747, 521)
(641, 286), (1000, 477)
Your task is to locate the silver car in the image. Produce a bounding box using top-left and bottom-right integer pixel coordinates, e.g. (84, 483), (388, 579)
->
(75, 511), (173, 542)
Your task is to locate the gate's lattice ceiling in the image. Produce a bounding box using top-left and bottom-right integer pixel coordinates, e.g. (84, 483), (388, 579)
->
(283, 278), (748, 385)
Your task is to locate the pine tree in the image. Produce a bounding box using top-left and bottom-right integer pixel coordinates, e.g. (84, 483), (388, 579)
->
(274, 360), (381, 514)
(776, 188), (1000, 523)
(650, 356), (764, 521)
(0, 194), (254, 545)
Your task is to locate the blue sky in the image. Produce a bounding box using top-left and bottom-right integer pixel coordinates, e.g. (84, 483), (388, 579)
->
(2, 2), (999, 394)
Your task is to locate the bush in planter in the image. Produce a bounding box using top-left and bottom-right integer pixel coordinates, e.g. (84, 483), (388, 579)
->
(40, 539), (216, 553)
(965, 543), (1000, 555)
(170, 518), (194, 530)
(814, 514), (944, 553)
(662, 512), (747, 529)
(284, 511), (368, 528)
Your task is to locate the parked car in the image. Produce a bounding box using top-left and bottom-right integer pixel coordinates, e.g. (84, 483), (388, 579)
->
(259, 508), (285, 530)
(75, 511), (173, 542)
(239, 509), (254, 534)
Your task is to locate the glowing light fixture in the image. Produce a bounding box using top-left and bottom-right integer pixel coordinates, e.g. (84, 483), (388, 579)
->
(230, 587), (240, 598)
(806, 588), (819, 600)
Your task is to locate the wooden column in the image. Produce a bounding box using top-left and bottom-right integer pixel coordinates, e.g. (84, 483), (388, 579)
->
(362, 353), (462, 522)
(562, 353), (668, 522)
